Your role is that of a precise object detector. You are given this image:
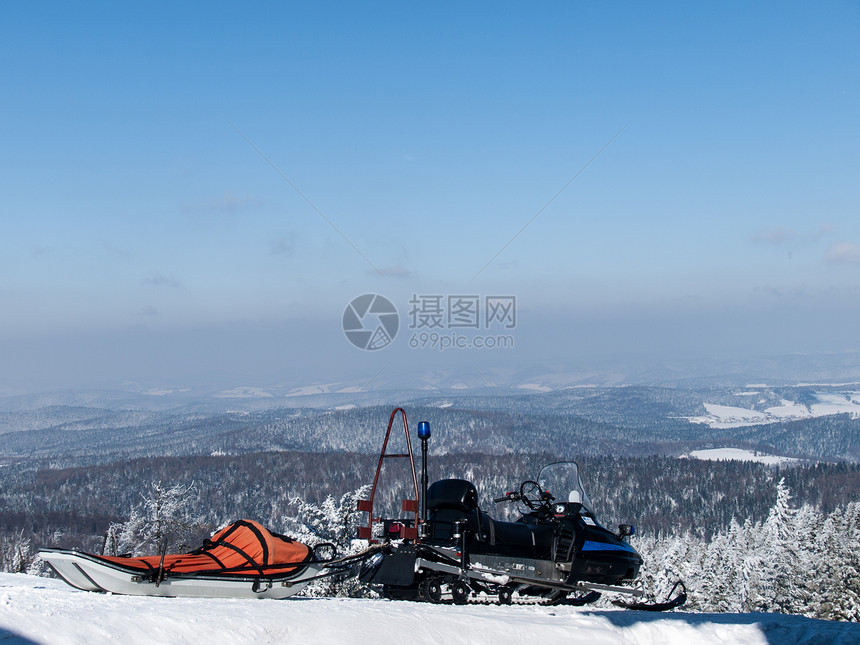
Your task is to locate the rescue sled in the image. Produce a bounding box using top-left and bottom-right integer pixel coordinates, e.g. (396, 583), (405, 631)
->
(40, 519), (355, 599)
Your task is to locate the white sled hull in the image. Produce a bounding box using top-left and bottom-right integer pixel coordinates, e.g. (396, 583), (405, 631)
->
(39, 550), (320, 599)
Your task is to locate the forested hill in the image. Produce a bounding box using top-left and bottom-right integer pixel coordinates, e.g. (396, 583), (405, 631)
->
(2, 451), (858, 562)
(1, 397), (858, 466)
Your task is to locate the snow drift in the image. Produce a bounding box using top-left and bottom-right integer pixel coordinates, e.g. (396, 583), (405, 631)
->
(1, 573), (857, 645)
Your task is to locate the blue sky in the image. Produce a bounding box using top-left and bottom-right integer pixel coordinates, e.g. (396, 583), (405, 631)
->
(1, 2), (858, 392)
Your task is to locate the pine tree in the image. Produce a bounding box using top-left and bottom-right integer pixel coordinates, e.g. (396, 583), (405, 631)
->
(721, 517), (747, 613)
(815, 502), (860, 621)
(739, 516), (765, 612)
(792, 503), (822, 617)
(10, 531), (32, 573)
(701, 527), (735, 612)
(283, 485), (372, 597)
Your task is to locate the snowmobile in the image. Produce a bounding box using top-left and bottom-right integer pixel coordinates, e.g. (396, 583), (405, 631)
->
(357, 408), (686, 609)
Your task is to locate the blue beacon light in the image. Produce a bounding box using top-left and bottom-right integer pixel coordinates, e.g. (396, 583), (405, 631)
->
(417, 421), (431, 438)
(418, 421), (431, 529)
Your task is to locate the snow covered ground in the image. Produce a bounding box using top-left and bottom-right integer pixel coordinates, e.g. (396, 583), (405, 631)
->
(214, 387), (275, 399)
(2, 574), (858, 645)
(688, 448), (801, 466)
(684, 392), (860, 429)
(517, 383), (553, 392)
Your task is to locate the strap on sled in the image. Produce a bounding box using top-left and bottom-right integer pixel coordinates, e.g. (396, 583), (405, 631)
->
(155, 543), (167, 587)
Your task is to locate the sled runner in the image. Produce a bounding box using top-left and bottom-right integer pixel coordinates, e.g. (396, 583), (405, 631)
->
(40, 519), (357, 599)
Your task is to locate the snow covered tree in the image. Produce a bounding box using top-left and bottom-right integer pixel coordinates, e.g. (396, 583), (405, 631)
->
(287, 484), (371, 550)
(700, 524), (742, 612)
(813, 502), (860, 621)
(753, 478), (789, 610)
(738, 516), (766, 613)
(632, 478), (854, 617)
(103, 481), (200, 556)
(101, 522), (123, 556)
(8, 531), (32, 573)
(283, 485), (373, 597)
(791, 503), (824, 615)
(631, 532), (701, 610)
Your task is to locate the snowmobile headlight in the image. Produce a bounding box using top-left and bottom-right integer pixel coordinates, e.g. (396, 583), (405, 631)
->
(618, 524), (635, 537)
(554, 504), (566, 515)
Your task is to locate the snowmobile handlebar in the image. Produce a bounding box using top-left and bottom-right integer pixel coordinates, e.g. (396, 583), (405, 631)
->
(494, 484), (554, 510)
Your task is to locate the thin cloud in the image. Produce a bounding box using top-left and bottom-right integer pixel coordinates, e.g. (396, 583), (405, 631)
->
(101, 241), (131, 259)
(183, 191), (263, 215)
(752, 228), (796, 245)
(752, 285), (808, 299)
(814, 223), (835, 239)
(825, 242), (860, 265)
(752, 285), (785, 298)
(139, 305), (159, 316)
(752, 223), (833, 245)
(374, 265), (414, 278)
(269, 235), (297, 257)
(143, 272), (182, 288)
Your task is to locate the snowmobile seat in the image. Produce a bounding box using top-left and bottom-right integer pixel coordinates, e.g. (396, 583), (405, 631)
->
(426, 479), (481, 540)
(425, 480), (555, 558)
(427, 478), (479, 512)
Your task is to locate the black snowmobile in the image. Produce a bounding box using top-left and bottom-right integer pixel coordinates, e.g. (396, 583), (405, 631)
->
(357, 408), (686, 609)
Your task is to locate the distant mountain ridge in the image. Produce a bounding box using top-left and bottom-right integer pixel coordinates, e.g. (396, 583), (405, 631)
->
(1, 383), (857, 465)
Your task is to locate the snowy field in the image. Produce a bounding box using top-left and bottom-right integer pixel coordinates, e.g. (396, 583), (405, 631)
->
(2, 574), (858, 645)
(684, 392), (860, 429)
(688, 448), (801, 465)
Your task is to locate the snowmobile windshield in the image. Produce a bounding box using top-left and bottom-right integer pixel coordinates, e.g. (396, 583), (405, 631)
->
(537, 461), (593, 511)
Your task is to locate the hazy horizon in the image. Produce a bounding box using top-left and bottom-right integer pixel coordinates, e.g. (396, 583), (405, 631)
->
(2, 3), (858, 394)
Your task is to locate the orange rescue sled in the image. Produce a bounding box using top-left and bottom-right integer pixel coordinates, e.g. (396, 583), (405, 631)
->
(40, 519), (351, 599)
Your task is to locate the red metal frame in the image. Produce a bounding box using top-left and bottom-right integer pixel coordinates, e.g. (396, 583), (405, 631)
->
(357, 407), (420, 543)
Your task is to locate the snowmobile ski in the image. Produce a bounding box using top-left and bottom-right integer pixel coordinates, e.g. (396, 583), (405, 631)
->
(612, 581), (688, 611)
